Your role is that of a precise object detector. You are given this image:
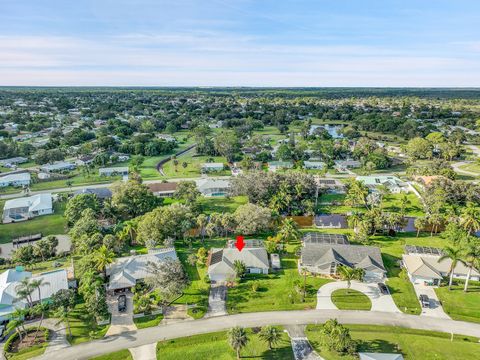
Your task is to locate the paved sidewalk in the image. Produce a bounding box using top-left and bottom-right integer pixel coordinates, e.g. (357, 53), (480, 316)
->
(316, 281), (401, 313)
(129, 343), (157, 360)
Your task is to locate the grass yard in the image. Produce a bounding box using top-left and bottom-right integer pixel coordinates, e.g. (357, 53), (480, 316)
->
(198, 196), (248, 214)
(458, 162), (480, 175)
(306, 324), (480, 360)
(227, 242), (332, 313)
(382, 193), (424, 217)
(89, 350), (133, 360)
(0, 201), (67, 244)
(67, 302), (109, 345)
(156, 328), (294, 360)
(161, 154), (230, 178)
(133, 314), (164, 329)
(30, 172), (121, 191)
(435, 281), (480, 323)
(331, 289), (372, 310)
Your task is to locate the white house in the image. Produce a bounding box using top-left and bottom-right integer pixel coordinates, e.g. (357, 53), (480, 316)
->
(207, 240), (270, 281)
(0, 157), (28, 168)
(0, 267), (69, 322)
(106, 248), (177, 292)
(267, 161), (293, 172)
(0, 172), (31, 187)
(196, 178), (230, 197)
(356, 175), (409, 193)
(2, 193), (53, 223)
(201, 163), (224, 172)
(99, 167), (129, 177)
(303, 161), (326, 170)
(40, 161), (76, 173)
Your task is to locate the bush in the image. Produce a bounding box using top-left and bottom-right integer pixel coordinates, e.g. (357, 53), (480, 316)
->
(4, 327), (50, 353)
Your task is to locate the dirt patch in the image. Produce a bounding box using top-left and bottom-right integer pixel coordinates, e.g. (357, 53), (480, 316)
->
(8, 328), (49, 353)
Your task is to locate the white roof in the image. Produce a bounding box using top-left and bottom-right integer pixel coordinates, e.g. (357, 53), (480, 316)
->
(106, 248), (177, 290)
(4, 193), (52, 211)
(41, 162), (75, 170)
(99, 167), (129, 172)
(402, 254), (479, 279)
(201, 163), (224, 168)
(359, 353), (404, 360)
(0, 173), (31, 183)
(196, 178), (230, 192)
(208, 247), (269, 277)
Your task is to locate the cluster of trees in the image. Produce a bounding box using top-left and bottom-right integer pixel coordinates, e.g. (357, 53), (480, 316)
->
(11, 236), (59, 266)
(227, 326), (283, 359)
(352, 138), (391, 170)
(231, 171), (317, 215)
(404, 132), (463, 162)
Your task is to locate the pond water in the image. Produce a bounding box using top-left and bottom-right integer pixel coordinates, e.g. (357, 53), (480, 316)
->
(309, 124), (344, 138)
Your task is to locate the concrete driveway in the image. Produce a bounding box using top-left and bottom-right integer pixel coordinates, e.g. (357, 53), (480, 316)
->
(105, 292), (137, 336)
(316, 280), (401, 313)
(205, 281), (227, 317)
(412, 284), (450, 319)
(129, 343), (157, 360)
(286, 325), (323, 360)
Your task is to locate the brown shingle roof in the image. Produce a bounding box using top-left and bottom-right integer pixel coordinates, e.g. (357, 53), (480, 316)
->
(147, 182), (178, 193)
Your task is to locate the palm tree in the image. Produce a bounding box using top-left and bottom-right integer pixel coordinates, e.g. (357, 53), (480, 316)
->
(278, 218), (301, 244)
(460, 203), (480, 235)
(30, 278), (50, 304)
(7, 308), (29, 344)
(337, 266), (364, 293)
(32, 302), (49, 342)
(93, 245), (115, 274)
(15, 277), (35, 308)
(53, 306), (72, 339)
(462, 243), (480, 292)
(259, 325), (281, 350)
(347, 211), (363, 233)
(399, 193), (411, 216)
(118, 220), (138, 245)
(414, 217), (427, 237)
(427, 213), (443, 236)
(439, 246), (466, 290)
(227, 326), (248, 359)
(196, 214), (209, 242)
(233, 260), (247, 279)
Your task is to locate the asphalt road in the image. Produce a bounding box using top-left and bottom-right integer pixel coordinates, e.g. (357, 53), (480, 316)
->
(33, 309), (480, 360)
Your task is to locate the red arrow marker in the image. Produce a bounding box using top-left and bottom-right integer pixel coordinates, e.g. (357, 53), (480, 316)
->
(235, 235), (245, 252)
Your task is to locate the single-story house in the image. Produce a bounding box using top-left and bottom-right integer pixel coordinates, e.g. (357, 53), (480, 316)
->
(74, 187), (112, 200)
(300, 242), (386, 281)
(75, 155), (95, 166)
(99, 167), (129, 177)
(0, 172), (31, 187)
(106, 248), (177, 292)
(356, 175), (409, 193)
(302, 232), (349, 245)
(147, 182), (178, 197)
(268, 161), (293, 172)
(402, 246), (480, 286)
(334, 159), (361, 171)
(157, 134), (176, 142)
(359, 353), (404, 360)
(0, 267), (69, 322)
(314, 214), (348, 229)
(40, 161), (76, 173)
(0, 157), (28, 168)
(3, 193), (53, 223)
(207, 240), (270, 281)
(196, 178), (230, 197)
(315, 178), (345, 193)
(303, 161), (326, 170)
(201, 163), (224, 172)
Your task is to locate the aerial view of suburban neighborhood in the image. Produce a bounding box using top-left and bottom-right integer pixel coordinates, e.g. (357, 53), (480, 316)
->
(1, 1), (480, 360)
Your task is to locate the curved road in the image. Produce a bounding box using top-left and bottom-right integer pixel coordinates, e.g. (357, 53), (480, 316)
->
(34, 309), (480, 360)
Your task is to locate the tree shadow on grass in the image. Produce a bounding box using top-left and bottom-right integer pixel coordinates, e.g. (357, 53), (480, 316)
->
(356, 339), (401, 354)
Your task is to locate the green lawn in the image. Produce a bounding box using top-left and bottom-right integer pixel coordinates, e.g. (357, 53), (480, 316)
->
(89, 350), (133, 360)
(227, 242), (332, 314)
(458, 162), (480, 174)
(161, 154), (229, 178)
(436, 281), (480, 323)
(306, 324), (480, 360)
(198, 196), (248, 214)
(331, 289), (372, 310)
(156, 328), (294, 360)
(67, 302), (109, 345)
(6, 345), (48, 360)
(133, 314), (164, 329)
(0, 201), (67, 244)
(382, 193), (424, 217)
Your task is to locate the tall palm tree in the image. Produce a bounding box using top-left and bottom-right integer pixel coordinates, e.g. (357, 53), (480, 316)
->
(347, 211), (363, 233)
(227, 326), (248, 360)
(460, 203), (480, 235)
(414, 217), (427, 237)
(462, 243), (480, 292)
(337, 266), (364, 293)
(196, 214), (209, 242)
(15, 277), (35, 308)
(118, 220), (138, 245)
(439, 246), (466, 290)
(258, 325), (281, 350)
(427, 213), (443, 236)
(93, 245), (115, 275)
(30, 278), (50, 304)
(7, 308), (29, 344)
(32, 302), (49, 342)
(278, 218), (301, 244)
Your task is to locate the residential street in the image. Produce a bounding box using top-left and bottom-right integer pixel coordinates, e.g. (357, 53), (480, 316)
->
(33, 309), (480, 360)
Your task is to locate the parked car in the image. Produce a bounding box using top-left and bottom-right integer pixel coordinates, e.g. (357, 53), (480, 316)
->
(118, 294), (127, 312)
(377, 282), (389, 295)
(419, 294), (430, 308)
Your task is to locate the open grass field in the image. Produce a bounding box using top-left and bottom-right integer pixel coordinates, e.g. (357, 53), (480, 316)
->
(89, 350), (133, 360)
(436, 281), (480, 323)
(30, 173), (121, 191)
(458, 162), (480, 174)
(0, 201), (67, 244)
(156, 328), (294, 360)
(331, 289), (372, 310)
(160, 154), (229, 178)
(306, 324), (480, 360)
(198, 195), (248, 214)
(133, 314), (164, 329)
(227, 242), (332, 314)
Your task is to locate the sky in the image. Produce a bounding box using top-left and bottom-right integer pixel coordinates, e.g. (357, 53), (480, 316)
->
(1, 0), (480, 87)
